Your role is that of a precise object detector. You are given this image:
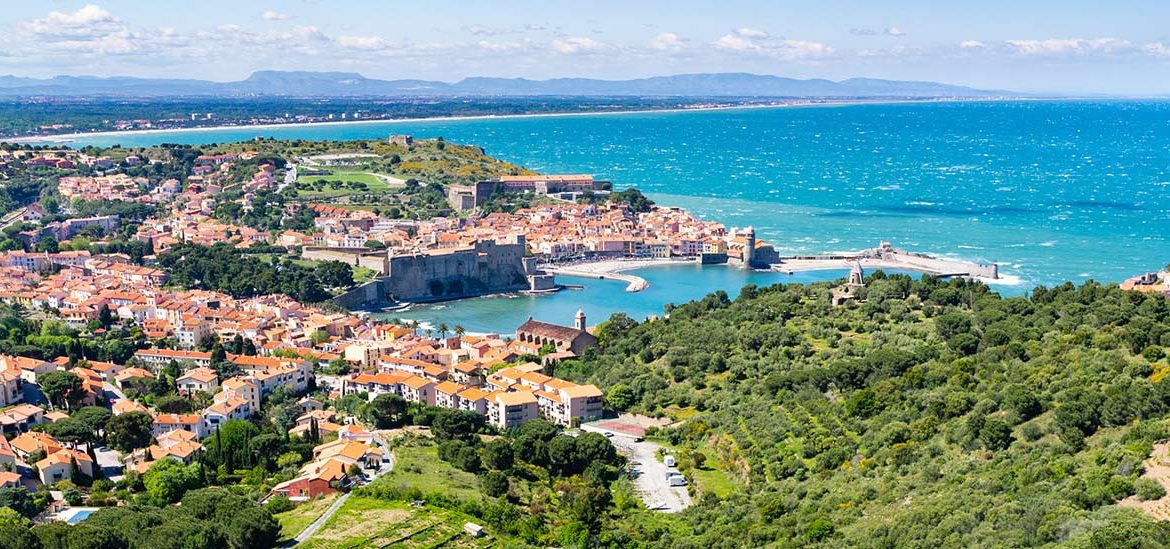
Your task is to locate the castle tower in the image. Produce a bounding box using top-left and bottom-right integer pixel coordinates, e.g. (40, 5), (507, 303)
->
(574, 309), (587, 332)
(848, 262), (865, 286)
(743, 227), (756, 269)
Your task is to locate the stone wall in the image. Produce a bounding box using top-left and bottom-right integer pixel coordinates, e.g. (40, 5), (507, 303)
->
(383, 239), (530, 302)
(330, 237), (550, 309)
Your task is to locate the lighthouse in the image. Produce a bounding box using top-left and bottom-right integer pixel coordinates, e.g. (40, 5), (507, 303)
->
(743, 226), (756, 269)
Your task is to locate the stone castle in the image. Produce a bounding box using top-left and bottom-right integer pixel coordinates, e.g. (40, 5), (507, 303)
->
(319, 235), (555, 309)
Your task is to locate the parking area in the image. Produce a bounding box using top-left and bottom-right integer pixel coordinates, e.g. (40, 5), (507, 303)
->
(582, 418), (692, 513)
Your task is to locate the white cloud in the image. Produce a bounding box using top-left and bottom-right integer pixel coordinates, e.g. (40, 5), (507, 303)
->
(1142, 42), (1170, 58)
(850, 27), (905, 37)
(734, 28), (769, 39)
(651, 32), (685, 51)
(463, 24), (512, 37)
(1005, 38), (1131, 57)
(714, 31), (832, 60)
(25, 4), (124, 41)
(262, 10), (293, 21)
(714, 34), (760, 52)
(960, 40), (986, 49)
(551, 37), (609, 55)
(336, 35), (389, 51)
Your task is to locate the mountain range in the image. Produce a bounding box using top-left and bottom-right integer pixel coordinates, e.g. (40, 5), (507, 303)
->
(0, 71), (1016, 98)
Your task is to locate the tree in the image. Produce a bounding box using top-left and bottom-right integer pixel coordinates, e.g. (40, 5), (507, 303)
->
(431, 408), (484, 442)
(42, 418), (92, 445)
(360, 394), (408, 429)
(574, 433), (619, 467)
(72, 406), (112, 440)
(39, 371), (83, 410)
(548, 436), (583, 476)
(97, 305), (114, 329)
(0, 507), (38, 549)
(603, 384), (636, 411)
(315, 260), (353, 288)
(482, 439), (514, 471)
(106, 411), (154, 452)
(222, 506), (280, 549)
(154, 394), (194, 414)
(482, 471), (509, 498)
(978, 419), (1013, 451)
(144, 459), (201, 503)
(0, 487), (44, 519)
(204, 420), (261, 471)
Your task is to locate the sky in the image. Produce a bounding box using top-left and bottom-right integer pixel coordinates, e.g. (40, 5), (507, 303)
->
(2, 1), (1170, 94)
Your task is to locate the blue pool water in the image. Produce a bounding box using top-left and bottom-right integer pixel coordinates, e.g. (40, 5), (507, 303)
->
(40, 100), (1170, 331)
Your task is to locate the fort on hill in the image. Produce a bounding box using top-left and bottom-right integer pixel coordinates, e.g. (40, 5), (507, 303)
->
(447, 174), (612, 211)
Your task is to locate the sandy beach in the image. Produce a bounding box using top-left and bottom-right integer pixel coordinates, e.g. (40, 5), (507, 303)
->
(12, 97), (977, 145)
(543, 258), (692, 292)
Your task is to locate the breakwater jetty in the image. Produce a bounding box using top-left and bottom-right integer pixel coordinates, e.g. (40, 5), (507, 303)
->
(773, 242), (999, 279)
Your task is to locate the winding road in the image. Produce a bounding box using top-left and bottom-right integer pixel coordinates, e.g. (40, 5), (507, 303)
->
(291, 437), (396, 545)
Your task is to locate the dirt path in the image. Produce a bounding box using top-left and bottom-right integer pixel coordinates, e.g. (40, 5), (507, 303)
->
(1118, 441), (1170, 520)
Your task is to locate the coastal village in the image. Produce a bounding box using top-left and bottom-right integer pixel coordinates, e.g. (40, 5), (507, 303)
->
(0, 137), (717, 537)
(0, 134), (1069, 543)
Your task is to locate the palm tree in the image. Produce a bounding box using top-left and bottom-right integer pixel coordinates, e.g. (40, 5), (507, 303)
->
(454, 325), (466, 338)
(408, 320), (420, 336)
(437, 323), (449, 339)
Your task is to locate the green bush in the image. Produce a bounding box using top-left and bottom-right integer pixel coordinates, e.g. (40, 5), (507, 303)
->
(1135, 478), (1166, 501)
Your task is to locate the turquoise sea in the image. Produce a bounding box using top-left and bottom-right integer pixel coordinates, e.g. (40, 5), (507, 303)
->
(40, 101), (1170, 332)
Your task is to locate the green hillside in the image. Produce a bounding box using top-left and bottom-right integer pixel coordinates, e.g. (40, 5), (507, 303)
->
(563, 275), (1170, 547)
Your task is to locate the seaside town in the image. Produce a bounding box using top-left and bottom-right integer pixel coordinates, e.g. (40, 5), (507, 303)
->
(0, 131), (1154, 546)
(5, 2), (1170, 547)
(0, 135), (741, 539)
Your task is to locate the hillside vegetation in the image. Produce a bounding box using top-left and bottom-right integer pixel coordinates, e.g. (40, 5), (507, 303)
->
(565, 275), (1170, 547)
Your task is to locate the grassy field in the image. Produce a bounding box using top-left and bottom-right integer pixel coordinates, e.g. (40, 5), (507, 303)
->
(368, 444), (482, 501)
(296, 169), (401, 197)
(300, 496), (497, 548)
(274, 494), (338, 543)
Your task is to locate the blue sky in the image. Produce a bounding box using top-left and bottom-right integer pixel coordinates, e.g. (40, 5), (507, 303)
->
(2, 1), (1170, 94)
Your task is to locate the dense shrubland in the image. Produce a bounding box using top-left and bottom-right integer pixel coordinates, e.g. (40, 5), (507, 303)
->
(565, 274), (1170, 547)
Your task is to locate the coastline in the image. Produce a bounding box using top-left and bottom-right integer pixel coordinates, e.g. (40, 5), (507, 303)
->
(543, 258), (690, 292)
(14, 96), (994, 145)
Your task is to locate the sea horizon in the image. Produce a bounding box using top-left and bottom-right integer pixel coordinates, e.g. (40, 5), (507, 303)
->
(25, 99), (1170, 331)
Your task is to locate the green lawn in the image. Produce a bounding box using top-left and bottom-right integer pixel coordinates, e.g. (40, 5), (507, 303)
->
(300, 496), (498, 548)
(274, 494), (338, 543)
(353, 266), (378, 284)
(368, 444), (482, 501)
(296, 169), (402, 197)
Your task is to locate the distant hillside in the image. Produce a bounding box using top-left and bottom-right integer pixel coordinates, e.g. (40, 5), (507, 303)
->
(0, 71), (1014, 98)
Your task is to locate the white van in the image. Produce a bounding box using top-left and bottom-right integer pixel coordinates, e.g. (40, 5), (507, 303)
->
(664, 455), (676, 467)
(669, 475), (688, 487)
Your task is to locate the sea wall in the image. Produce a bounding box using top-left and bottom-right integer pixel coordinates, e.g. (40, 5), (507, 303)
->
(332, 280), (390, 310)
